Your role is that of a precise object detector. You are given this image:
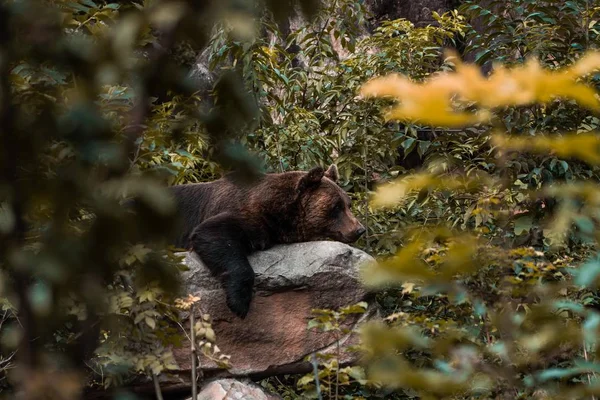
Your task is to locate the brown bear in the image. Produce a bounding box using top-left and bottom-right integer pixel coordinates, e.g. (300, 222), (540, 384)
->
(169, 164), (365, 318)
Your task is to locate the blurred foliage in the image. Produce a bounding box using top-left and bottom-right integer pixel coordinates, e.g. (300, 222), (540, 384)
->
(0, 0), (320, 398)
(360, 50), (600, 127)
(4, 0), (600, 398)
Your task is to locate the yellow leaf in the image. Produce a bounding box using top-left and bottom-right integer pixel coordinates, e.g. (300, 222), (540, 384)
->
(360, 50), (600, 129)
(361, 241), (432, 287)
(205, 327), (216, 343)
(401, 282), (415, 294)
(384, 312), (407, 322)
(493, 132), (600, 165)
(566, 51), (600, 77)
(359, 74), (416, 99)
(297, 374), (314, 387)
(439, 238), (478, 278)
(372, 173), (436, 208)
(372, 173), (482, 208)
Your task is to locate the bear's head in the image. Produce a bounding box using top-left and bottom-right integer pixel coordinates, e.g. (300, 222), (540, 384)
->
(296, 164), (366, 244)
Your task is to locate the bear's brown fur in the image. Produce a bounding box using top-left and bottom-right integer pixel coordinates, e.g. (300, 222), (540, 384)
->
(169, 164), (365, 318)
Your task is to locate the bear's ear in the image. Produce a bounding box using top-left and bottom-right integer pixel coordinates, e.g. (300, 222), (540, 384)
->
(297, 166), (324, 192)
(324, 164), (339, 182)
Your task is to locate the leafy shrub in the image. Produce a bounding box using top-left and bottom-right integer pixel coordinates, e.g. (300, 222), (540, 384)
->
(358, 46), (600, 399)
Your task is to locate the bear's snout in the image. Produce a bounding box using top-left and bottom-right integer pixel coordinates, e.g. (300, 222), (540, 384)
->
(355, 225), (366, 238)
(338, 221), (366, 243)
(348, 223), (366, 242)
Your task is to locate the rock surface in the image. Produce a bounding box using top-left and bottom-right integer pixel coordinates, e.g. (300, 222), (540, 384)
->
(187, 379), (281, 400)
(173, 241), (376, 378)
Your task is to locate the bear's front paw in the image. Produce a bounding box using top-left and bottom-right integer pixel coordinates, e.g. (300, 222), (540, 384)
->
(225, 282), (253, 319)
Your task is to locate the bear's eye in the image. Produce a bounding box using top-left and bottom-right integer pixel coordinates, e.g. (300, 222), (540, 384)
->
(331, 201), (343, 215)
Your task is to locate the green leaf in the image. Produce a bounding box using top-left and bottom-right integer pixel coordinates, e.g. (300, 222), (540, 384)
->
(341, 302), (368, 314)
(535, 367), (583, 382)
(574, 256), (600, 287)
(145, 317), (156, 330)
(307, 320), (320, 329)
(583, 312), (600, 351)
(514, 215), (533, 235)
(474, 49), (494, 65)
(575, 216), (594, 235)
(297, 374), (314, 387)
(559, 160), (569, 172)
(401, 137), (417, 156)
(344, 365), (367, 383)
(474, 300), (487, 317)
(175, 149), (194, 158)
(417, 140), (431, 157)
(552, 300), (586, 315)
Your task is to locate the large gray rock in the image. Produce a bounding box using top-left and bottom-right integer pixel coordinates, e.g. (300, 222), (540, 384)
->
(84, 242), (376, 399)
(172, 241), (376, 378)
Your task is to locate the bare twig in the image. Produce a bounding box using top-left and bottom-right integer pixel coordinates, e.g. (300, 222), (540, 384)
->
(0, 351), (16, 367)
(335, 327), (340, 400)
(583, 339), (597, 400)
(173, 318), (193, 343)
(584, 0), (590, 50)
(363, 129), (370, 252)
(276, 127), (285, 172)
(310, 353), (322, 400)
(84, 360), (104, 388)
(191, 304), (198, 400)
(128, 136), (144, 172)
(152, 372), (164, 400)
(0, 350), (17, 384)
(0, 310), (8, 332)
